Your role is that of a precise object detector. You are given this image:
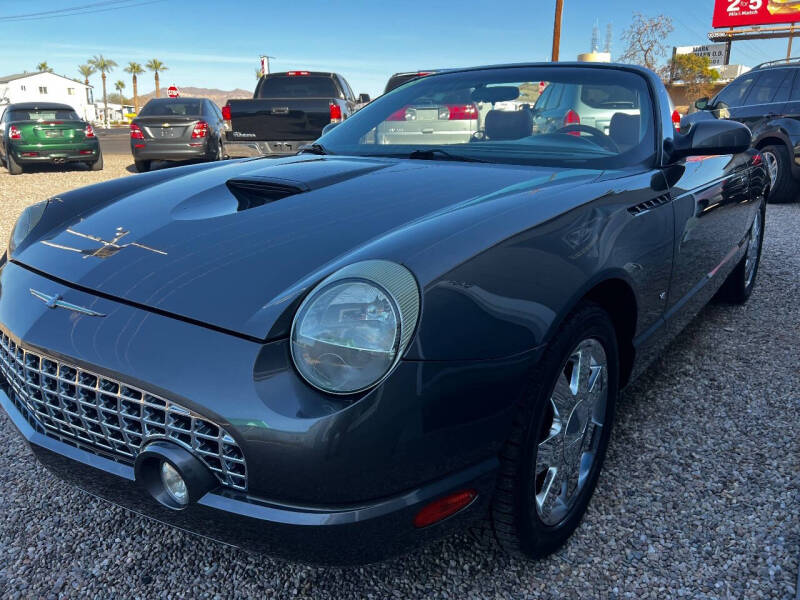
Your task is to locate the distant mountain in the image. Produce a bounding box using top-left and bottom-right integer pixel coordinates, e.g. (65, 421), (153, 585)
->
(138, 86), (252, 108)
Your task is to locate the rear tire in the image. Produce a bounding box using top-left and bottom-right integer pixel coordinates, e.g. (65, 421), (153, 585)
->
(717, 197), (765, 304)
(489, 303), (619, 559)
(761, 144), (798, 204)
(6, 149), (23, 175)
(209, 137), (223, 162)
(134, 159), (150, 173)
(89, 152), (103, 171)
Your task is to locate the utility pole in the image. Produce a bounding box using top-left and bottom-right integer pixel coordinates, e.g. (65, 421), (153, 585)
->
(259, 55), (275, 76)
(551, 0), (564, 62)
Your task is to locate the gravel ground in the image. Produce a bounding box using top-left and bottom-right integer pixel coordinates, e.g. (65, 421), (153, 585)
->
(0, 161), (798, 599)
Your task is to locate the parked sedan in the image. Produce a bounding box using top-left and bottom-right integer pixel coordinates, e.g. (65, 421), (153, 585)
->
(0, 63), (767, 565)
(0, 102), (101, 174)
(130, 98), (225, 172)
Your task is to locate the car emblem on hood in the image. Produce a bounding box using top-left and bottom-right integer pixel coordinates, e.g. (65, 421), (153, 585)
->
(29, 289), (106, 317)
(41, 226), (167, 260)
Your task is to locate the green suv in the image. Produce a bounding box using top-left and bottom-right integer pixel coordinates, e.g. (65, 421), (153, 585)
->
(0, 102), (102, 175)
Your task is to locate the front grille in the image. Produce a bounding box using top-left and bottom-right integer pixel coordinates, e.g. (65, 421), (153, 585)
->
(0, 332), (247, 491)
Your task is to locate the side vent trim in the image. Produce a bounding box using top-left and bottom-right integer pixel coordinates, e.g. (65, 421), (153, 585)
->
(627, 195), (672, 216)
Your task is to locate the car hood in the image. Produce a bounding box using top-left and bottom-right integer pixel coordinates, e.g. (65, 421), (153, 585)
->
(14, 155), (599, 340)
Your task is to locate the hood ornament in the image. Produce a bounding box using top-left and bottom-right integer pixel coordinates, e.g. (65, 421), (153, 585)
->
(30, 289), (106, 317)
(41, 226), (167, 259)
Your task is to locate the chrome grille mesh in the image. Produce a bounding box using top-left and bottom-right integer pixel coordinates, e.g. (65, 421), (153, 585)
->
(0, 332), (247, 491)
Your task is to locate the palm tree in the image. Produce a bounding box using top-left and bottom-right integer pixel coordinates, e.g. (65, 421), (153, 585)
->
(146, 59), (168, 98)
(89, 55), (117, 127)
(114, 80), (125, 102)
(124, 61), (145, 113)
(36, 61), (53, 73)
(78, 64), (96, 104)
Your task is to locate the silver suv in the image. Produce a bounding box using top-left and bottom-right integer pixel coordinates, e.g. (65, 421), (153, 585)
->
(532, 82), (641, 136)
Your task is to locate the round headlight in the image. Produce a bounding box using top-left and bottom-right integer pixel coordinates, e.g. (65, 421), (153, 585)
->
(9, 200), (47, 255)
(290, 260), (419, 395)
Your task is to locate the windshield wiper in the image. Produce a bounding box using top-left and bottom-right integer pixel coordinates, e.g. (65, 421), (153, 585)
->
(298, 143), (331, 156)
(407, 148), (487, 163)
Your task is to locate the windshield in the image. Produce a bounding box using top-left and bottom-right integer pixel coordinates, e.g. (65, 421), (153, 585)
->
(139, 101), (202, 116)
(320, 66), (655, 169)
(9, 109), (80, 121)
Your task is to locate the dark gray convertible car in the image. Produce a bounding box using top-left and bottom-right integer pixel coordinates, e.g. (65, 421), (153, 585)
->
(0, 63), (768, 565)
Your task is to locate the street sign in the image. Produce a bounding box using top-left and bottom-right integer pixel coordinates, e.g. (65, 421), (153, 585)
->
(713, 0), (800, 28)
(167, 86), (179, 98)
(675, 43), (730, 66)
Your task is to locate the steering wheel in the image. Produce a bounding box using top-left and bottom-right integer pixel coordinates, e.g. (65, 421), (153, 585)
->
(553, 124), (619, 153)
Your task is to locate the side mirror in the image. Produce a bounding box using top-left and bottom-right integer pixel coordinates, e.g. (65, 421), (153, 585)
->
(669, 119), (751, 161)
(694, 97), (710, 111)
(321, 122), (340, 136)
(358, 93), (371, 104)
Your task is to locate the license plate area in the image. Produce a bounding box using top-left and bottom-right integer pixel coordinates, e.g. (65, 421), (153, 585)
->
(159, 127), (181, 138)
(44, 130), (62, 138)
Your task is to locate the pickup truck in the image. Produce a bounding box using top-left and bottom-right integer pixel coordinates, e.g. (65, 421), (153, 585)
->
(222, 71), (369, 157)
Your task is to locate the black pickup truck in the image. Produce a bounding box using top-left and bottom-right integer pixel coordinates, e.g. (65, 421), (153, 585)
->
(222, 71), (369, 157)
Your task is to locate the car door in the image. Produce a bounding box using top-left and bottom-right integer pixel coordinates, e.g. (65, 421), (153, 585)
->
(532, 83), (565, 133)
(664, 152), (754, 337)
(777, 67), (800, 119)
(710, 71), (758, 122)
(204, 100), (219, 137)
(732, 68), (793, 135)
(339, 76), (356, 117)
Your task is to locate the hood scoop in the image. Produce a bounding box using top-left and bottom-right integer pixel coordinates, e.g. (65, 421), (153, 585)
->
(171, 177), (308, 221)
(226, 177), (309, 211)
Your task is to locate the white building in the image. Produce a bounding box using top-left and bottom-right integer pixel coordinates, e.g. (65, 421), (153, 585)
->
(710, 64), (751, 82)
(0, 71), (95, 122)
(94, 102), (135, 124)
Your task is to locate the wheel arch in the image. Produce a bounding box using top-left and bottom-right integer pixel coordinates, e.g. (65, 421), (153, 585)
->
(544, 275), (639, 390)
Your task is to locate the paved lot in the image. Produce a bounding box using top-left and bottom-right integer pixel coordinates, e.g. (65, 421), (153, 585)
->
(0, 160), (798, 599)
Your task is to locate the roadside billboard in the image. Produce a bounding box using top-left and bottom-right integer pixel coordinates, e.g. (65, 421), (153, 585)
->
(675, 43), (729, 66)
(713, 0), (800, 28)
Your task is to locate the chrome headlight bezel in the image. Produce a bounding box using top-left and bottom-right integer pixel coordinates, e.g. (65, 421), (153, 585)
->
(289, 260), (420, 395)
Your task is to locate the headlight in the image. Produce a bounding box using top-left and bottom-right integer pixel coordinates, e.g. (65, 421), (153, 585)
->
(8, 201), (48, 255)
(290, 260), (420, 395)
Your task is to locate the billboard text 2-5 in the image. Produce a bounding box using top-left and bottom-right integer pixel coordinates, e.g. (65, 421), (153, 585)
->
(714, 0), (800, 28)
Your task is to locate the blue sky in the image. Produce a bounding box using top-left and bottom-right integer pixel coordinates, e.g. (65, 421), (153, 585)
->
(0, 0), (792, 97)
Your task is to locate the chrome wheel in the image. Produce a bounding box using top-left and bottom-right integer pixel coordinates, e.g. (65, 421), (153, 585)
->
(744, 209), (762, 288)
(763, 151), (779, 188)
(534, 338), (608, 526)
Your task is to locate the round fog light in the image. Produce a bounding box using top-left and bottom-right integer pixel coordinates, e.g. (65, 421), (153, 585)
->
(160, 461), (188, 506)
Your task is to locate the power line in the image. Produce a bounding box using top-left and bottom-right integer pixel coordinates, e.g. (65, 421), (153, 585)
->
(0, 0), (167, 22)
(0, 0), (134, 19)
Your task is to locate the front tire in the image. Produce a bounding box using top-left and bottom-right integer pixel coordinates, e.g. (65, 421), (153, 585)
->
(717, 198), (765, 304)
(490, 303), (619, 559)
(761, 144), (798, 204)
(6, 148), (23, 175)
(134, 159), (150, 173)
